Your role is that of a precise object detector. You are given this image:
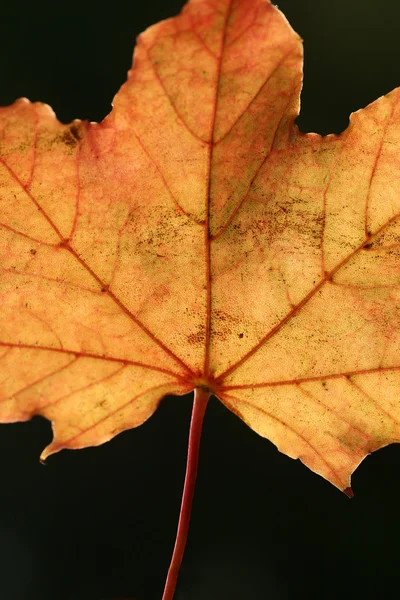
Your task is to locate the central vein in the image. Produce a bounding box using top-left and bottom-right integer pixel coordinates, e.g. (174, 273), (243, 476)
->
(203, 0), (233, 378)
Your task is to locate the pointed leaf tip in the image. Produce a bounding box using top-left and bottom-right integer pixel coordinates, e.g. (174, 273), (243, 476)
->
(344, 487), (354, 499)
(1, 0), (400, 495)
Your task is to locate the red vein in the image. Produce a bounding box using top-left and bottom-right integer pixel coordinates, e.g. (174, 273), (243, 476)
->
(363, 99), (396, 237)
(1, 267), (102, 294)
(48, 381), (175, 452)
(25, 109), (39, 189)
(0, 356), (78, 402)
(319, 143), (341, 274)
(0, 158), (66, 238)
(218, 364), (400, 390)
(0, 157), (194, 376)
(25, 306), (63, 349)
(331, 281), (400, 289)
(38, 364), (128, 413)
(67, 133), (82, 240)
(108, 210), (131, 290)
(129, 127), (204, 225)
(216, 277), (326, 382)
(224, 8), (261, 49)
(70, 247), (194, 374)
(0, 342), (189, 383)
(220, 391), (346, 488)
(210, 91), (293, 242)
(187, 11), (218, 58)
(203, 0), (233, 376)
(216, 207), (400, 382)
(0, 222), (57, 246)
(144, 44), (208, 144)
(346, 376), (400, 428)
(213, 48), (294, 147)
(297, 384), (370, 440)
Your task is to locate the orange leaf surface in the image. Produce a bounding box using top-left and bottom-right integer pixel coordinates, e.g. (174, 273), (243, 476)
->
(1, 0), (400, 494)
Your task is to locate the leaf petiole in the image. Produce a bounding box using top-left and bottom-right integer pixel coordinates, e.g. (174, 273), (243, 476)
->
(162, 387), (211, 600)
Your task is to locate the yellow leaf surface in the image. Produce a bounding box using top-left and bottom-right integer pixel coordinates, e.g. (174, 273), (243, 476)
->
(1, 0), (400, 492)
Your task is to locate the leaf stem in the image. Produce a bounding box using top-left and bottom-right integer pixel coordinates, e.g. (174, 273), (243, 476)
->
(162, 387), (211, 600)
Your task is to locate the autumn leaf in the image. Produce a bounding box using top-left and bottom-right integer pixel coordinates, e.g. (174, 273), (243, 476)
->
(2, 0), (400, 577)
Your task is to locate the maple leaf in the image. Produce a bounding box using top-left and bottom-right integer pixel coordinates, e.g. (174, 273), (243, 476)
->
(2, 0), (400, 597)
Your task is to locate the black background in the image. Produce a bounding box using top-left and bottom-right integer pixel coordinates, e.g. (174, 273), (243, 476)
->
(1, 1), (400, 599)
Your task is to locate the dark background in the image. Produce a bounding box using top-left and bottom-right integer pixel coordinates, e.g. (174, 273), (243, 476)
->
(1, 1), (400, 598)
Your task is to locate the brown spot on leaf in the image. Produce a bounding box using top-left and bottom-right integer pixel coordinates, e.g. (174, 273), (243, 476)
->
(212, 310), (244, 342)
(61, 124), (82, 147)
(187, 326), (205, 345)
(30, 248), (37, 255)
(70, 124), (82, 140)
